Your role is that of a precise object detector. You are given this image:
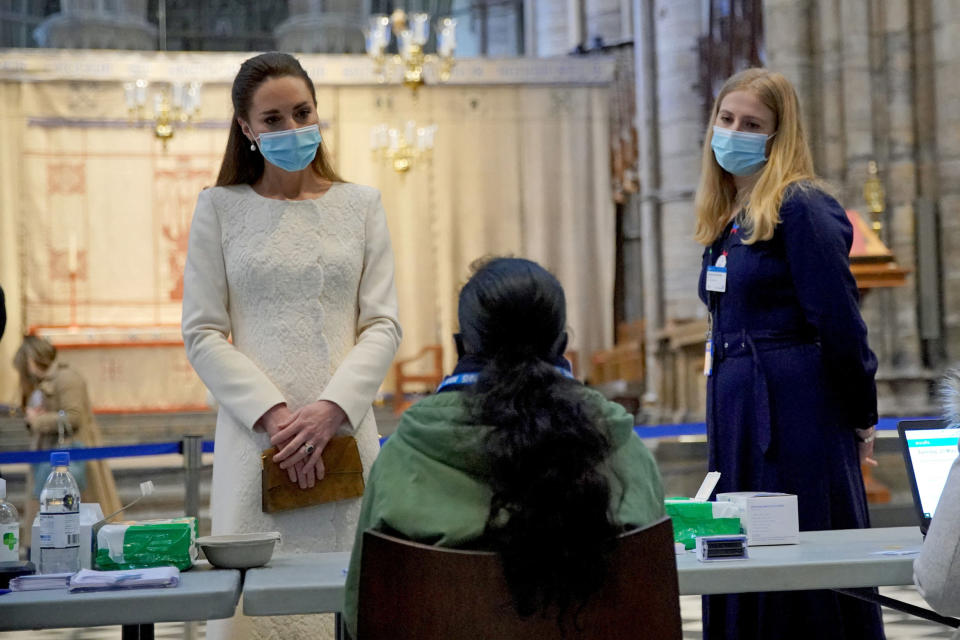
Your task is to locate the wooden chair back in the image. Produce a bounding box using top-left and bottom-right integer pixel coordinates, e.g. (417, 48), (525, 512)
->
(357, 516), (681, 639)
(392, 345), (444, 415)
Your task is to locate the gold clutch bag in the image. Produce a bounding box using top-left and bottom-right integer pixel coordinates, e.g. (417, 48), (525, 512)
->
(261, 435), (365, 513)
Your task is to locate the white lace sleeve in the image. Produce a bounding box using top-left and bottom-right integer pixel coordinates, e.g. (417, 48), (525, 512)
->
(318, 189), (402, 430)
(181, 189), (286, 429)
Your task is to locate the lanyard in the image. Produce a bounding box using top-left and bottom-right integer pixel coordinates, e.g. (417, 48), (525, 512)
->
(704, 219), (738, 376)
(436, 366), (575, 392)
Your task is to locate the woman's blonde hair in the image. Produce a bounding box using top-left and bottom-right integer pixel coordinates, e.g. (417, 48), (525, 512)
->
(694, 68), (817, 245)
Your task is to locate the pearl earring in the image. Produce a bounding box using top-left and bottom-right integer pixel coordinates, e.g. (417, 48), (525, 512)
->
(250, 143), (256, 151)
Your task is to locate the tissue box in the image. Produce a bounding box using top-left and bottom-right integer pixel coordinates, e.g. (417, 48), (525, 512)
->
(716, 492), (799, 546)
(664, 498), (741, 550)
(31, 503), (104, 570)
(95, 517), (198, 571)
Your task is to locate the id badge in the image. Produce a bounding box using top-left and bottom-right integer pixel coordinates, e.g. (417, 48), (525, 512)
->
(703, 339), (713, 376)
(706, 266), (727, 293)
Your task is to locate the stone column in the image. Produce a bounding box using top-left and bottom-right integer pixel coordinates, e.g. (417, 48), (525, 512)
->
(634, 0), (664, 408)
(933, 0), (960, 361)
(763, 0), (817, 163)
(275, 0), (366, 54)
(585, 0), (631, 45)
(34, 0), (156, 49)
(653, 0), (705, 323)
(533, 0), (574, 56)
(813, 0), (847, 185)
(912, 0), (945, 367)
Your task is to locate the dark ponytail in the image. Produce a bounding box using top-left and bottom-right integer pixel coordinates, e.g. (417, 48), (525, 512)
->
(459, 257), (619, 619)
(216, 52), (343, 186)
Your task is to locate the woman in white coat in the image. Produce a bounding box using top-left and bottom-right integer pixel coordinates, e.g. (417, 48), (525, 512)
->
(182, 52), (401, 639)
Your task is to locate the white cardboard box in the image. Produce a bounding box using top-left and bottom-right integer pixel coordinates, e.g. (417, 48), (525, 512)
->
(715, 492), (799, 546)
(31, 503), (103, 569)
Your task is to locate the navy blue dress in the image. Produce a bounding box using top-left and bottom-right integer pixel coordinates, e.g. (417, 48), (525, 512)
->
(698, 185), (886, 639)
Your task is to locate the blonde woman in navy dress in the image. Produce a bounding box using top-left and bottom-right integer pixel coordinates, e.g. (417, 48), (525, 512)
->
(695, 68), (884, 639)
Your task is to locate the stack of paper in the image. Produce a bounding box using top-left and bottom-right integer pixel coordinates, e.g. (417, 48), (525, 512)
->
(9, 573), (72, 591)
(68, 566), (180, 592)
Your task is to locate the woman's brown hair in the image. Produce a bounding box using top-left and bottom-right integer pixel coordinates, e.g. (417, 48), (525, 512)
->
(216, 52), (343, 186)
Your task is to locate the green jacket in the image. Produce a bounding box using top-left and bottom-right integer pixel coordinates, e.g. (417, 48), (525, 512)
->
(343, 388), (665, 637)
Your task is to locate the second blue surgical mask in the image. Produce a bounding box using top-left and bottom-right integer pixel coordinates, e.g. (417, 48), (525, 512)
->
(710, 126), (771, 177)
(256, 124), (322, 172)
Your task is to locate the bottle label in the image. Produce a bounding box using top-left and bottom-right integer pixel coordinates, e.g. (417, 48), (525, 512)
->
(38, 512), (80, 549)
(0, 523), (18, 561)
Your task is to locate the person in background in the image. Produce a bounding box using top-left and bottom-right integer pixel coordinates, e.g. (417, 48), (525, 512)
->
(343, 257), (666, 638)
(913, 369), (960, 629)
(0, 284), (6, 342)
(13, 335), (120, 544)
(695, 67), (884, 639)
(181, 51), (401, 640)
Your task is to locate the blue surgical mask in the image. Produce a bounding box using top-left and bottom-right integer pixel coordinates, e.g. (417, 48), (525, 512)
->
(256, 124), (322, 172)
(710, 126), (772, 177)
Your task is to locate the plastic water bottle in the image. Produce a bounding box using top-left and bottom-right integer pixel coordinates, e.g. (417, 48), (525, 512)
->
(0, 478), (19, 562)
(38, 451), (81, 574)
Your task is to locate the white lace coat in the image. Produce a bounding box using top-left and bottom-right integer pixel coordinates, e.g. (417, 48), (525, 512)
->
(182, 183), (401, 639)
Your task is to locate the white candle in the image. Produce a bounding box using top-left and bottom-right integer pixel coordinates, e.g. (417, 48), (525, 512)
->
(411, 13), (430, 45)
(68, 234), (77, 274)
(399, 30), (413, 58)
(123, 82), (136, 109)
(135, 79), (148, 106)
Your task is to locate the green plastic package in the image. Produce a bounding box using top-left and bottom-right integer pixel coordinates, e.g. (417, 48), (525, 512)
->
(95, 517), (198, 570)
(664, 498), (741, 550)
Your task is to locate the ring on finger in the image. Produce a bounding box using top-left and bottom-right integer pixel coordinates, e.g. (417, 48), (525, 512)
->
(303, 442), (316, 455)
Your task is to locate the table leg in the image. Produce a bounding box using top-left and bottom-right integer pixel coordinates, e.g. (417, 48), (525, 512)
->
(834, 588), (960, 628)
(335, 612), (344, 640)
(121, 623), (155, 639)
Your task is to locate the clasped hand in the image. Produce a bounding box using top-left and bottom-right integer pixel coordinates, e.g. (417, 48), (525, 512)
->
(259, 400), (346, 489)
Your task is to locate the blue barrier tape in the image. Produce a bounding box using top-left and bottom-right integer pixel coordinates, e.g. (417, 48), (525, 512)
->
(628, 416), (936, 440)
(0, 416), (938, 465)
(635, 416), (936, 439)
(0, 442), (183, 465)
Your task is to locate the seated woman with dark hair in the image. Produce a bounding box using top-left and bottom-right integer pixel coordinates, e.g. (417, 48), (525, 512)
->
(343, 257), (666, 637)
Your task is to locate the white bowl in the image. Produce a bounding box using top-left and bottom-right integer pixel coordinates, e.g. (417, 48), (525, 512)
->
(197, 532), (281, 569)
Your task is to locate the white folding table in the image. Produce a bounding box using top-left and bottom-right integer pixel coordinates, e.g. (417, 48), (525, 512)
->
(0, 563), (241, 639)
(242, 526), (959, 635)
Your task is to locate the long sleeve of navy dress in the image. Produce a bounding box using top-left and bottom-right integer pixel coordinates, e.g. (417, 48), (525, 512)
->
(697, 185), (885, 640)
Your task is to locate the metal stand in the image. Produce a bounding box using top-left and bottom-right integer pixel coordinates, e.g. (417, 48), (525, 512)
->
(181, 435), (203, 640)
(336, 612), (346, 640)
(181, 435), (202, 521)
(834, 587), (960, 628)
(121, 623), (155, 639)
